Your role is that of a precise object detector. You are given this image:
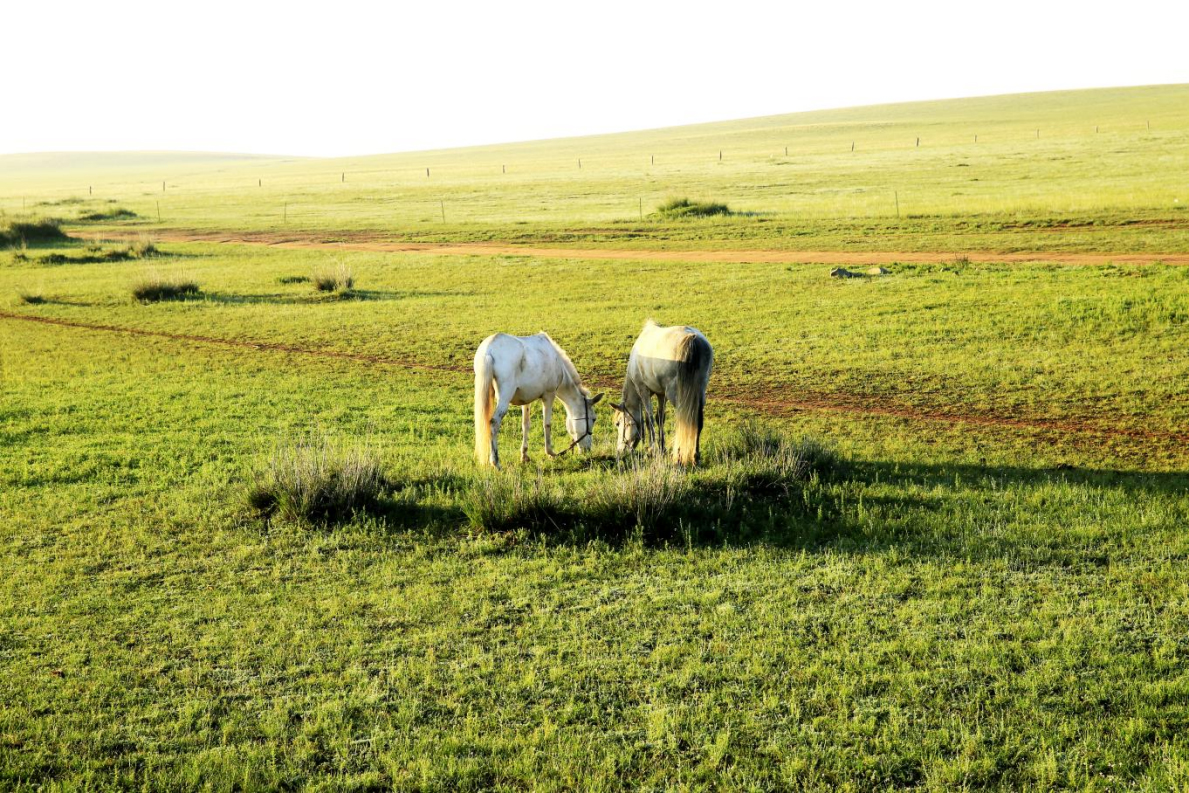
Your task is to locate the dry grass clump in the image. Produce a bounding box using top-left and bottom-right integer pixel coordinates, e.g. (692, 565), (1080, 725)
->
(131, 270), (199, 302)
(312, 263), (355, 293)
(247, 432), (387, 523)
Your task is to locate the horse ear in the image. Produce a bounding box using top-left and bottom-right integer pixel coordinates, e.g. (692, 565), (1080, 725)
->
(591, 393), (605, 405)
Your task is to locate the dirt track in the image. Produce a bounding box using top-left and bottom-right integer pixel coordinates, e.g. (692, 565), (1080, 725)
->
(74, 229), (1189, 266)
(5, 311), (1185, 450)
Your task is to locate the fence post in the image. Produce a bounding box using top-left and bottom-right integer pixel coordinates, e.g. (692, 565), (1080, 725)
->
(440, 199), (446, 222)
(895, 191), (900, 219)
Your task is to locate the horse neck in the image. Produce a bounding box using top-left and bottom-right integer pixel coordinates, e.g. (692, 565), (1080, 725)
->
(556, 380), (587, 417)
(621, 379), (645, 422)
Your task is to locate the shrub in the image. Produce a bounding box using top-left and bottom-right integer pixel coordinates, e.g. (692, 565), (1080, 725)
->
(131, 271), (200, 302)
(0, 217), (68, 248)
(16, 291), (45, 305)
(313, 263), (354, 293)
(278, 275), (310, 285)
(248, 432), (387, 523)
(655, 197), (732, 219)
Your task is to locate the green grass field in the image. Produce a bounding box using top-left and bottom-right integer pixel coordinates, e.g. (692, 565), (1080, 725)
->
(3, 85), (1189, 790)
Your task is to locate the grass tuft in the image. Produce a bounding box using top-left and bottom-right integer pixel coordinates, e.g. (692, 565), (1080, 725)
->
(76, 207), (138, 222)
(464, 424), (837, 541)
(16, 290), (45, 305)
(312, 263), (355, 293)
(131, 271), (200, 302)
(247, 431), (387, 523)
(708, 420), (839, 496)
(655, 197), (732, 218)
(463, 470), (567, 534)
(0, 217), (68, 248)
(278, 275), (311, 285)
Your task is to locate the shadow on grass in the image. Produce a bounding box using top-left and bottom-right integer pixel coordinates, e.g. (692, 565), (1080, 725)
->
(443, 451), (1189, 556)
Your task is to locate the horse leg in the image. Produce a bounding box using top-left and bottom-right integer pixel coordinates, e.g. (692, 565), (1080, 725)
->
(490, 392), (513, 469)
(655, 394), (667, 455)
(642, 395), (656, 452)
(542, 393), (556, 457)
(520, 404), (532, 464)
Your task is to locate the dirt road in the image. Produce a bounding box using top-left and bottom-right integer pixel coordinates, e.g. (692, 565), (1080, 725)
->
(73, 229), (1189, 266)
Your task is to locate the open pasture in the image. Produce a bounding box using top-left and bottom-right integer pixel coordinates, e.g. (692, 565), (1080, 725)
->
(3, 85), (1189, 252)
(3, 85), (1189, 789)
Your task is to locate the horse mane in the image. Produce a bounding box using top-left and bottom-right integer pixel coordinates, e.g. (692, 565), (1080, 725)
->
(540, 332), (590, 396)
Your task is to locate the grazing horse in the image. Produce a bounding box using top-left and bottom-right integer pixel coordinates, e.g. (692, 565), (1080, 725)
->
(474, 332), (603, 468)
(611, 320), (713, 465)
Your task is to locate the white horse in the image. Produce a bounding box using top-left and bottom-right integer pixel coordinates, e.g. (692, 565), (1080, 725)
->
(611, 320), (713, 465)
(474, 332), (604, 468)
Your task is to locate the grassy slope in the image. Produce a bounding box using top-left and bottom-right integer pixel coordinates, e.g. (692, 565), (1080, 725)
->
(4, 85), (1189, 251)
(2, 237), (1189, 788)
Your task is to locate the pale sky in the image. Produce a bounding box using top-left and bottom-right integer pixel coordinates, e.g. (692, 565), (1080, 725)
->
(4, 0), (1186, 157)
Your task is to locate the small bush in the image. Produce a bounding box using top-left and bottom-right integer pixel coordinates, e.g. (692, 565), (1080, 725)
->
(77, 207), (138, 222)
(278, 275), (310, 285)
(131, 271), (200, 302)
(0, 217), (68, 248)
(655, 197), (732, 219)
(16, 291), (45, 305)
(248, 432), (387, 523)
(313, 263), (354, 293)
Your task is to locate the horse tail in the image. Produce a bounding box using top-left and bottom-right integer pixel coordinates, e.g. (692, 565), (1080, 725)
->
(474, 350), (496, 465)
(673, 333), (713, 466)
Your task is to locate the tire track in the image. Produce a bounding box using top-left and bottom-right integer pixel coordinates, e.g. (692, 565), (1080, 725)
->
(4, 310), (1186, 448)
